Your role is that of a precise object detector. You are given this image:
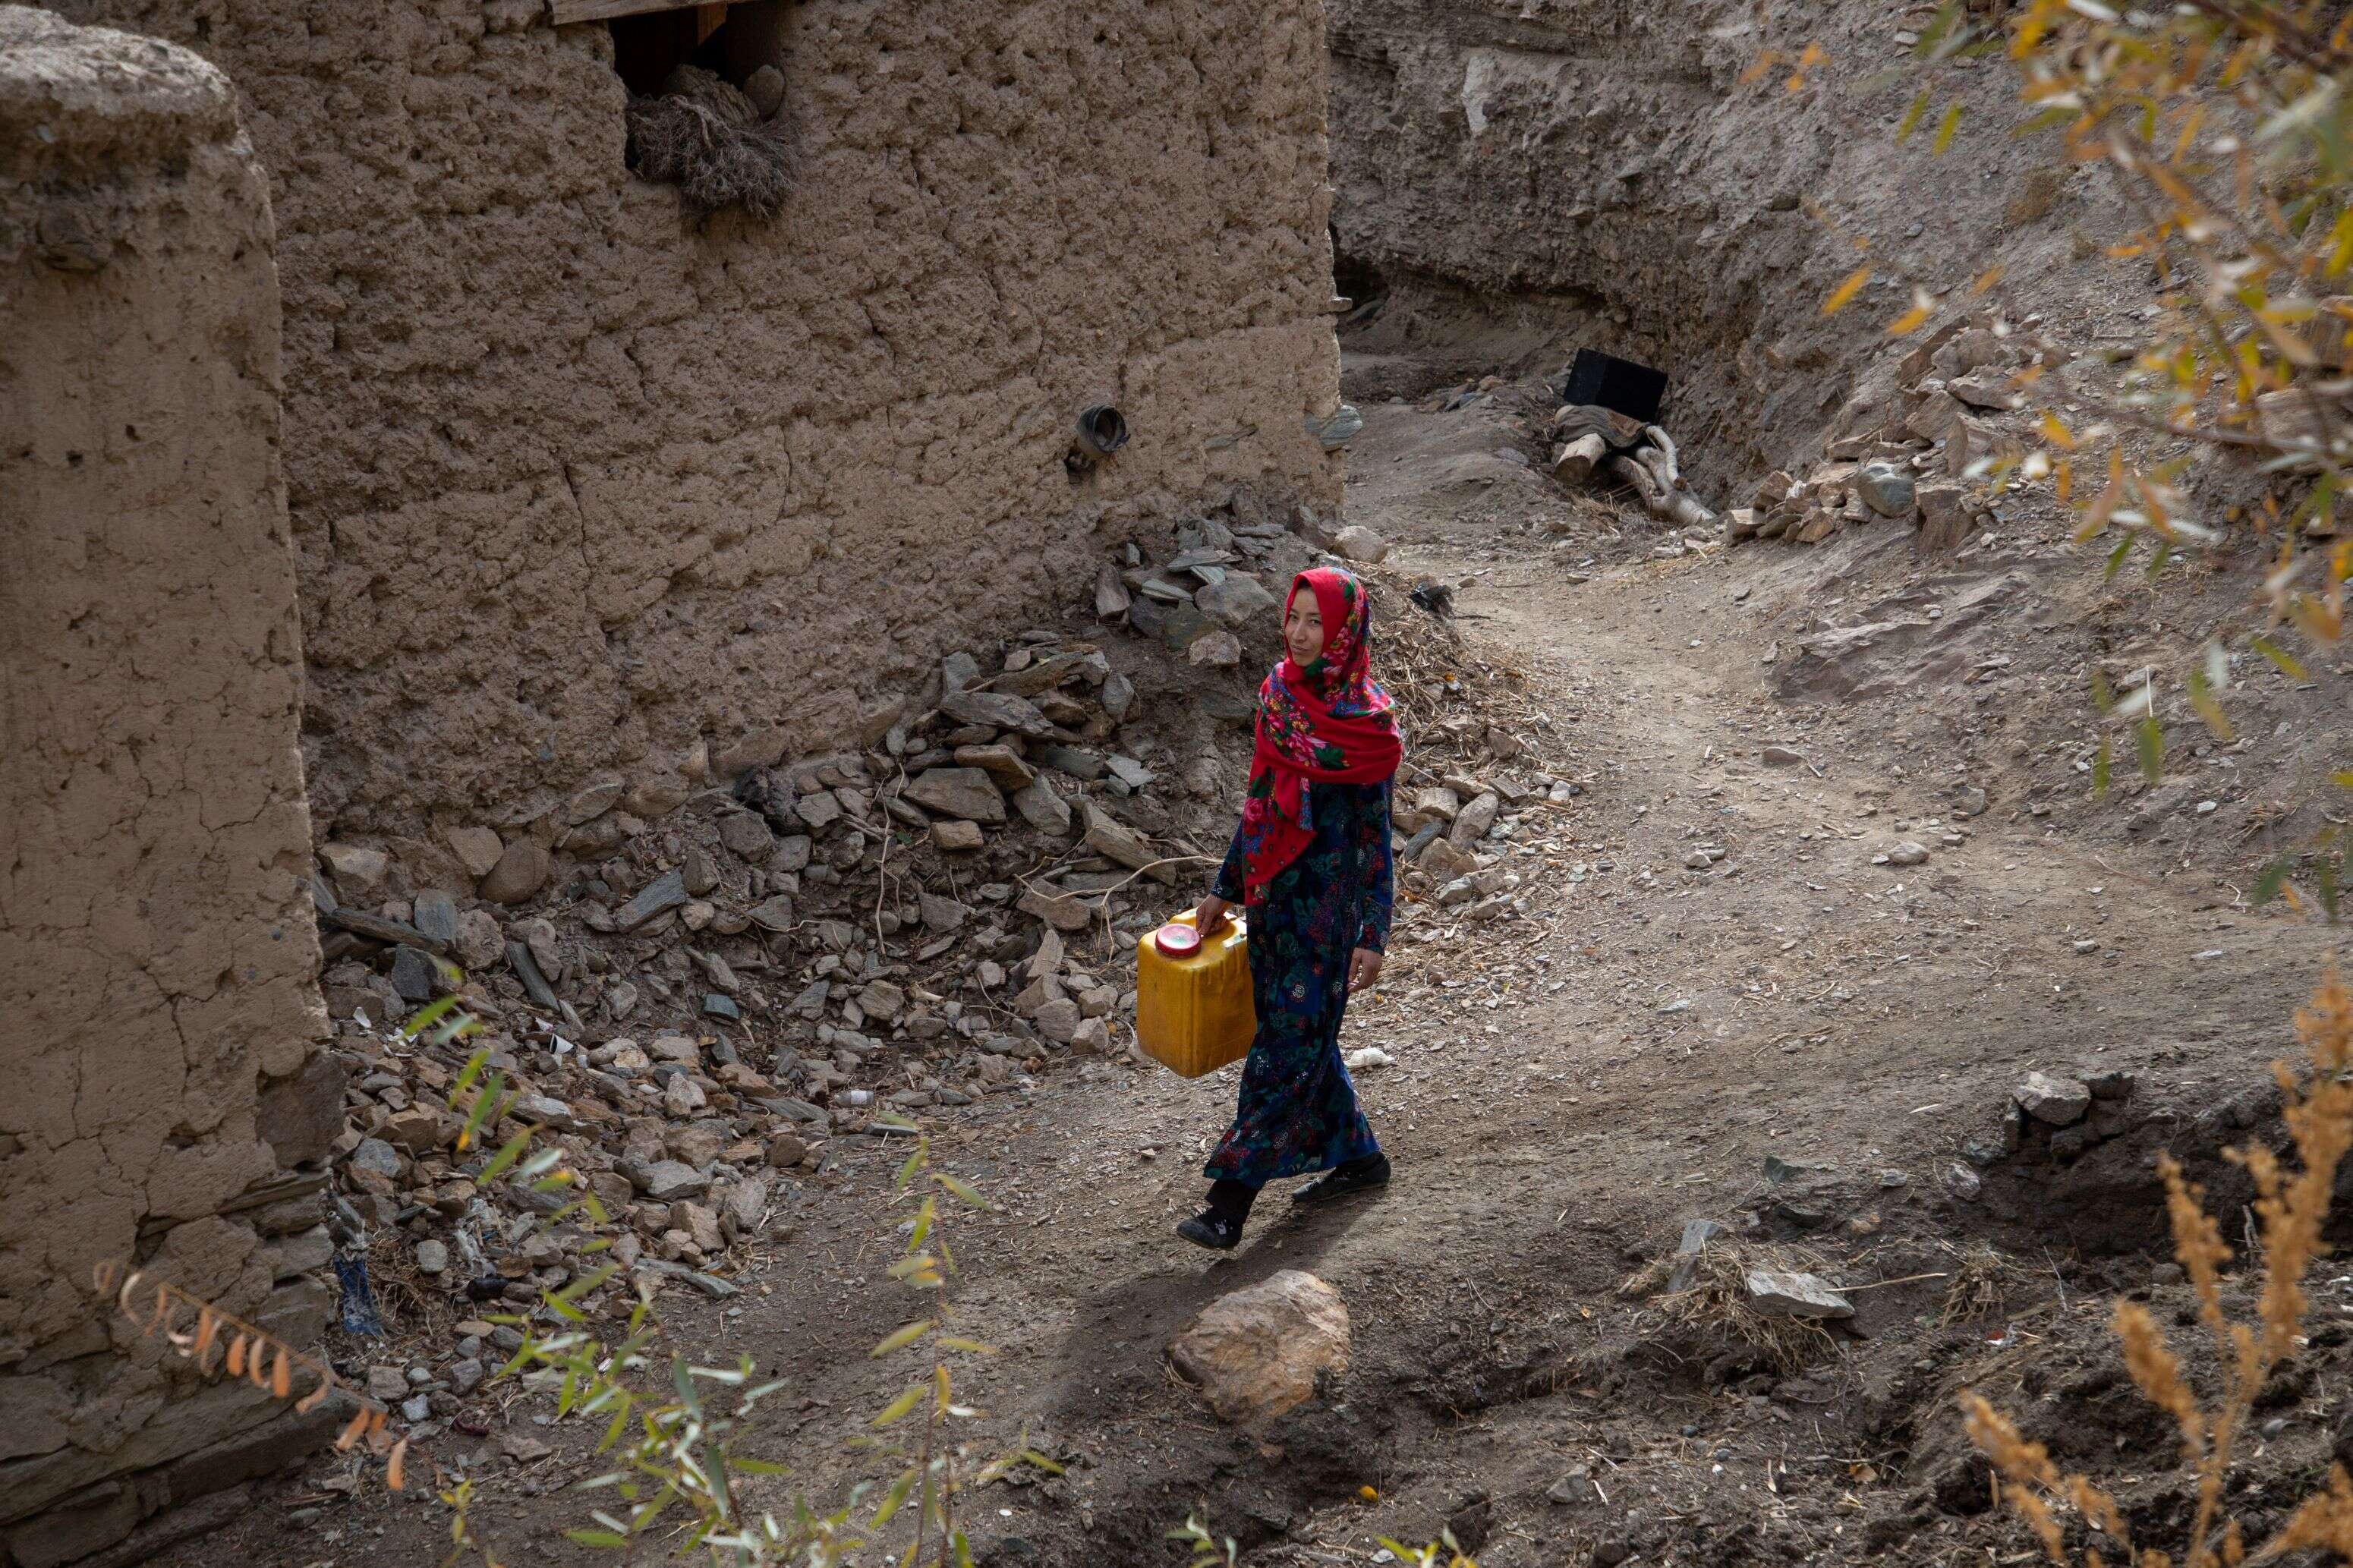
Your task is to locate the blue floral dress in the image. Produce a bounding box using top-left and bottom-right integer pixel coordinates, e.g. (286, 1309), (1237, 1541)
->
(1203, 777), (1393, 1185)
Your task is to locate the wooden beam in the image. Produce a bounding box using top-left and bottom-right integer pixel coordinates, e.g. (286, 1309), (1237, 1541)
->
(551, 0), (707, 27)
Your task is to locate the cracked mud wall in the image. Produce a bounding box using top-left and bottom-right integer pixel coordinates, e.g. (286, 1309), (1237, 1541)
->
(42, 0), (1347, 844)
(0, 11), (341, 1563)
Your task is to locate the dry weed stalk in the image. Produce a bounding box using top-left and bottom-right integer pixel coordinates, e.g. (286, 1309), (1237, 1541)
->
(89, 1259), (406, 1488)
(1963, 971), (2353, 1565)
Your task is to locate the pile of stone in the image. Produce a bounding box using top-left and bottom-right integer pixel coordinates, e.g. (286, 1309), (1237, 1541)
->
(1963, 1069), (2143, 1167)
(1391, 767), (1580, 928)
(1729, 319), (2038, 553)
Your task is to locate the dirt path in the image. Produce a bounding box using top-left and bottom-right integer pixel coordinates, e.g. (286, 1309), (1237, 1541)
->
(167, 393), (2348, 1568)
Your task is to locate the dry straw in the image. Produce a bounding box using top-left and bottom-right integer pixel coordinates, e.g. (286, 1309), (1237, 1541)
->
(1963, 970), (2353, 1565)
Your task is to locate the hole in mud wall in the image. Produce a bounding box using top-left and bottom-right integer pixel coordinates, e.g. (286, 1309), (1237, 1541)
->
(610, 0), (788, 100)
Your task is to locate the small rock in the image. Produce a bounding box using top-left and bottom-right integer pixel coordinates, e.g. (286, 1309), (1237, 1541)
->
(906, 767), (1008, 824)
(1744, 1270), (1854, 1321)
(933, 819), (985, 852)
(411, 889), (460, 946)
(1197, 574), (1278, 627)
(1856, 461), (1917, 518)
(479, 840), (551, 905)
(321, 843), (389, 899)
(2086, 1069), (2135, 1101)
(400, 1393), (432, 1423)
(447, 1357), (485, 1396)
(1095, 562), (1132, 617)
(1546, 1467), (1596, 1507)
(452, 908), (503, 971)
(1886, 840), (1930, 867)
(718, 813), (773, 859)
(1449, 792), (1500, 848)
(1955, 786), (1989, 817)
(1761, 745), (1803, 767)
(1189, 629), (1243, 666)
(743, 61), (783, 116)
(446, 827), (506, 879)
(2014, 1071), (2091, 1127)
(633, 1160), (710, 1201)
(561, 773), (625, 826)
(765, 1132), (808, 1168)
(414, 1240), (449, 1274)
(616, 869), (688, 931)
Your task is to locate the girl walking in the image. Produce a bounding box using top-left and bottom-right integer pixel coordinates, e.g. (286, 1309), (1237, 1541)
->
(1180, 566), (1402, 1251)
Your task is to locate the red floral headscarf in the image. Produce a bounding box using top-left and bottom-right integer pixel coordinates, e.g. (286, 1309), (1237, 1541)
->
(1234, 568), (1403, 902)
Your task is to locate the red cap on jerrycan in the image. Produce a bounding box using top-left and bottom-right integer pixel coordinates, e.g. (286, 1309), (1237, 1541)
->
(1152, 921), (1202, 958)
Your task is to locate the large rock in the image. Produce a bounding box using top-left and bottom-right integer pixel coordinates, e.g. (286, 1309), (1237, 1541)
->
(904, 767), (1007, 824)
(938, 688), (1054, 738)
(1197, 573), (1278, 627)
(1168, 1270), (1351, 1425)
(1331, 524), (1389, 564)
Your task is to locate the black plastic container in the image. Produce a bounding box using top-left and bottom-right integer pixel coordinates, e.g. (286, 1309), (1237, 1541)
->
(1561, 349), (1668, 424)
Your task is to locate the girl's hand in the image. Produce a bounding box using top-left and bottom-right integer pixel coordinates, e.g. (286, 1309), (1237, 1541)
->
(1348, 947), (1384, 990)
(1194, 894), (1231, 932)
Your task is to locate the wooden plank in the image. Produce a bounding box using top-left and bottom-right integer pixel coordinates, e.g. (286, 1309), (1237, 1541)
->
(551, 0), (707, 27)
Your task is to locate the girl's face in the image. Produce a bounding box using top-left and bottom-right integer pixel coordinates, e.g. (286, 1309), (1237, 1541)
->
(1285, 590), (1326, 667)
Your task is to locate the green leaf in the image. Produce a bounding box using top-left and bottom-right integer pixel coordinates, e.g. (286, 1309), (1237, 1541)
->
(1932, 101), (1964, 156)
(2254, 635), (2310, 680)
(871, 1319), (934, 1358)
(1895, 89), (1932, 142)
(454, 1066), (505, 1151)
(872, 1384), (925, 1426)
(2185, 661), (2235, 741)
(400, 994), (461, 1041)
(937, 1336), (1000, 1355)
(2253, 859), (2294, 907)
(2136, 716), (2164, 784)
(564, 1529), (631, 1548)
(871, 1466), (919, 1527)
(2090, 667), (2117, 714)
(478, 1126), (532, 1184)
(2103, 534), (2133, 581)
(936, 1173), (992, 1210)
(1019, 1447), (1066, 1475)
(2323, 855), (2344, 925)
(2093, 735), (2112, 798)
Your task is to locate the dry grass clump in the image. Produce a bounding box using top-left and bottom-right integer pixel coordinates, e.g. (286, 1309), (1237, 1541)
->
(1362, 571), (1566, 773)
(626, 65), (792, 219)
(1940, 1239), (2026, 1327)
(1964, 970), (2353, 1565)
(1624, 1236), (1841, 1374)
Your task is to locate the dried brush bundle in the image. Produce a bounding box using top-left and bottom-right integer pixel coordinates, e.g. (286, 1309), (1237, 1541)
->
(1964, 970), (2353, 1566)
(90, 1259), (408, 1488)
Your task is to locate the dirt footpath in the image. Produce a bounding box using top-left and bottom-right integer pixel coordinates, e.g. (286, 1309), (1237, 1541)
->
(165, 392), (2351, 1568)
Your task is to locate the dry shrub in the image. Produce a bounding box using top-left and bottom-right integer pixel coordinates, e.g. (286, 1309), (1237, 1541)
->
(1964, 970), (2353, 1565)
(1626, 1236), (1841, 1374)
(626, 65), (792, 219)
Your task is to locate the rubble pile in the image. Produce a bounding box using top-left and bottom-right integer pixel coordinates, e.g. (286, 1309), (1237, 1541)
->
(296, 496), (1592, 1450)
(1728, 318), (2041, 553)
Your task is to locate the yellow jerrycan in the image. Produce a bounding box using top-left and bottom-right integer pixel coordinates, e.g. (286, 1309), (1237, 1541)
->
(1134, 911), (1257, 1078)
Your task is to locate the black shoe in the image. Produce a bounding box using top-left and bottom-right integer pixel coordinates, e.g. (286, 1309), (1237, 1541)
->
(1176, 1212), (1243, 1251)
(1293, 1153), (1392, 1206)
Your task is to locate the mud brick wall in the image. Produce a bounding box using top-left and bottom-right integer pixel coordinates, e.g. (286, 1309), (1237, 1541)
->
(42, 0), (1347, 849)
(0, 12), (343, 1563)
